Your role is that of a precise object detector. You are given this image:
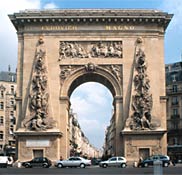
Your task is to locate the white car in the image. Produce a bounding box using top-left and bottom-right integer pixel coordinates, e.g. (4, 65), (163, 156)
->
(55, 156), (91, 168)
(99, 156), (127, 168)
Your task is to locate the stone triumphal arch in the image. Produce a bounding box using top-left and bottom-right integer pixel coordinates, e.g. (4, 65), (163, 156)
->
(9, 9), (172, 162)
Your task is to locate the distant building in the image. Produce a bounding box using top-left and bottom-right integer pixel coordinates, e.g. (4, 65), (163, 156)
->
(69, 110), (101, 158)
(103, 110), (115, 158)
(0, 67), (16, 155)
(166, 61), (182, 162)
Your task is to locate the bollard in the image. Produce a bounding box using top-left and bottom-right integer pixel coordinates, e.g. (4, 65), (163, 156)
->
(17, 161), (21, 168)
(133, 161), (137, 167)
(154, 160), (163, 175)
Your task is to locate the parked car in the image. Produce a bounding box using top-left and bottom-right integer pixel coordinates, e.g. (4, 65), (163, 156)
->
(0, 156), (8, 168)
(21, 157), (52, 168)
(138, 155), (170, 167)
(0, 156), (14, 168)
(55, 156), (91, 168)
(99, 156), (127, 168)
(91, 158), (101, 165)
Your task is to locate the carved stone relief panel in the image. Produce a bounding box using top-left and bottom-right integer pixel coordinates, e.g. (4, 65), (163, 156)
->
(105, 65), (122, 82)
(59, 41), (123, 59)
(23, 37), (56, 131)
(60, 63), (122, 86)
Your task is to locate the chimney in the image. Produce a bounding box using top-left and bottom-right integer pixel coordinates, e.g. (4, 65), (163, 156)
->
(8, 65), (11, 72)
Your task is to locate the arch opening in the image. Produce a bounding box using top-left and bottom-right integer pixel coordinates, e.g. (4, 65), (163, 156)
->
(67, 72), (117, 98)
(61, 68), (123, 157)
(70, 82), (113, 149)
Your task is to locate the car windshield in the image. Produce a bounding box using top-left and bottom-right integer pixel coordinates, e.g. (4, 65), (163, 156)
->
(109, 157), (117, 161)
(33, 158), (40, 162)
(118, 157), (124, 161)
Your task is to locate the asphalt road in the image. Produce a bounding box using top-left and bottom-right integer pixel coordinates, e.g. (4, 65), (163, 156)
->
(0, 165), (181, 175)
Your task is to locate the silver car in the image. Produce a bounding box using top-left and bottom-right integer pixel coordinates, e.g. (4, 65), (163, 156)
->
(99, 156), (127, 168)
(55, 156), (91, 168)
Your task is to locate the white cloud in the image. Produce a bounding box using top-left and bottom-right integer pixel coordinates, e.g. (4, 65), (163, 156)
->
(70, 83), (113, 120)
(70, 82), (113, 148)
(0, 0), (58, 72)
(0, 0), (41, 72)
(71, 96), (92, 118)
(161, 0), (182, 30)
(43, 2), (58, 9)
(72, 82), (113, 106)
(79, 118), (108, 148)
(79, 119), (100, 132)
(159, 0), (182, 63)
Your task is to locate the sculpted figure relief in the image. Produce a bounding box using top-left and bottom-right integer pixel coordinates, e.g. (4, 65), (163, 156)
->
(85, 63), (96, 72)
(59, 41), (122, 59)
(23, 37), (56, 131)
(129, 38), (156, 130)
(60, 65), (72, 80)
(110, 65), (121, 82)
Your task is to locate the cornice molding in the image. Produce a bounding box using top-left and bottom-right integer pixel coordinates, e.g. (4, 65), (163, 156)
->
(9, 9), (173, 31)
(121, 129), (167, 136)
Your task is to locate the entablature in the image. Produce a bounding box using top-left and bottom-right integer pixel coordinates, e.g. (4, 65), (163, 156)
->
(9, 9), (173, 32)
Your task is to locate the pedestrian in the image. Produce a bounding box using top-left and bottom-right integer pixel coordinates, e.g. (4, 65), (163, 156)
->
(60, 156), (63, 161)
(171, 157), (176, 166)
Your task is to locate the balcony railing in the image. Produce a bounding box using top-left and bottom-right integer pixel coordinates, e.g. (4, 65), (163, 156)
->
(166, 88), (182, 94)
(167, 118), (182, 131)
(171, 115), (180, 119)
(171, 101), (179, 106)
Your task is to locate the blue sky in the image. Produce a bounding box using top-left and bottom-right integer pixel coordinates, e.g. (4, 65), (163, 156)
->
(1, 0), (182, 149)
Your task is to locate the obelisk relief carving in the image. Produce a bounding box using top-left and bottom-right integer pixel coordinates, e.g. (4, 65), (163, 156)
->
(128, 38), (160, 130)
(23, 37), (56, 130)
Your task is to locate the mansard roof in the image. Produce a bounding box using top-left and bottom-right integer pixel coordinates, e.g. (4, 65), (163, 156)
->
(9, 9), (173, 31)
(165, 62), (182, 84)
(0, 71), (17, 83)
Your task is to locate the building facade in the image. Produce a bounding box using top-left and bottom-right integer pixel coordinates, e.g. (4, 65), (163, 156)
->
(104, 110), (115, 157)
(0, 68), (16, 155)
(166, 62), (182, 162)
(69, 111), (101, 158)
(9, 9), (172, 162)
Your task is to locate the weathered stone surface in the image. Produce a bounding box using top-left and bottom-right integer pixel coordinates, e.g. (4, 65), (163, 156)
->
(9, 9), (172, 162)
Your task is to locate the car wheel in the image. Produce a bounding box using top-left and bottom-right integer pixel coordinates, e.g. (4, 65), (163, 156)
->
(80, 163), (85, 168)
(102, 164), (108, 168)
(144, 163), (148, 167)
(43, 163), (48, 168)
(163, 162), (169, 167)
(121, 163), (126, 168)
(25, 164), (30, 168)
(138, 164), (142, 168)
(57, 163), (63, 168)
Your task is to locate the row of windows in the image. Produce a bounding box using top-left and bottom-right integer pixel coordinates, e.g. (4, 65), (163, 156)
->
(0, 102), (3, 110)
(0, 100), (15, 110)
(172, 85), (178, 92)
(173, 109), (178, 115)
(0, 130), (15, 139)
(0, 131), (3, 139)
(0, 85), (15, 98)
(0, 115), (16, 125)
(171, 96), (182, 105)
(0, 116), (3, 125)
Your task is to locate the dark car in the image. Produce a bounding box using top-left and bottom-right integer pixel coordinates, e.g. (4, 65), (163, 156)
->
(91, 158), (101, 165)
(22, 157), (52, 168)
(138, 155), (170, 168)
